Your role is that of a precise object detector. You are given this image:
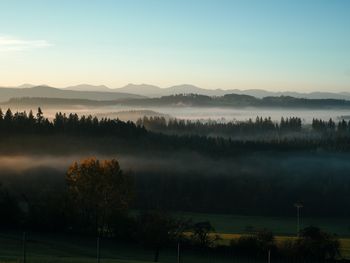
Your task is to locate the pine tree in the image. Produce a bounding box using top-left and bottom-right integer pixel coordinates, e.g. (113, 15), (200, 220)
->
(4, 109), (13, 123)
(36, 107), (43, 124)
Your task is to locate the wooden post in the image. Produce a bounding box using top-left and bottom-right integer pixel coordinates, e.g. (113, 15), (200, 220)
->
(177, 242), (180, 263)
(97, 236), (100, 263)
(268, 249), (271, 263)
(22, 232), (26, 263)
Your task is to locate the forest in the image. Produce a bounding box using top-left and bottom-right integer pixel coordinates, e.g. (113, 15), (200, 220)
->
(1, 108), (350, 216)
(118, 94), (350, 108)
(1, 107), (350, 147)
(0, 107), (349, 261)
(5, 93), (350, 109)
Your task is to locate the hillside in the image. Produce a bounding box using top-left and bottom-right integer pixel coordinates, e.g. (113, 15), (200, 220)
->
(5, 93), (350, 109)
(64, 84), (112, 92)
(6, 83), (350, 100)
(120, 93), (350, 108)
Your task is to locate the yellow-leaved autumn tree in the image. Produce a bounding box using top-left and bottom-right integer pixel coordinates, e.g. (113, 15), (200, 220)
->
(66, 157), (133, 236)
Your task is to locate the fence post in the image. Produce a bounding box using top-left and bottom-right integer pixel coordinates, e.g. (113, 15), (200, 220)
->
(22, 232), (26, 263)
(97, 236), (100, 263)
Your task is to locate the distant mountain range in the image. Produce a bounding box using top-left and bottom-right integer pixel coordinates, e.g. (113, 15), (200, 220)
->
(0, 85), (144, 102)
(1, 83), (350, 101)
(115, 84), (350, 100)
(65, 84), (112, 92)
(68, 83), (350, 100)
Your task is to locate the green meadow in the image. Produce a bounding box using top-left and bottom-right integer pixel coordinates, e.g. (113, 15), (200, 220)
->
(178, 212), (350, 236)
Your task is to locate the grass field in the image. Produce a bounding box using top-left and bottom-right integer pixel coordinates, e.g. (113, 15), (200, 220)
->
(1, 232), (349, 263)
(0, 231), (164, 263)
(0, 231), (239, 263)
(216, 234), (350, 259)
(177, 212), (350, 236)
(180, 212), (350, 259)
(1, 213), (350, 262)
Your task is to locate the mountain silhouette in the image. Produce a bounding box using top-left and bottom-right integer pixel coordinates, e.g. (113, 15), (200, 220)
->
(0, 85), (144, 102)
(2, 83), (350, 101)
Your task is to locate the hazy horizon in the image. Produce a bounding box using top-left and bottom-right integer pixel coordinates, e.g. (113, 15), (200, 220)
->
(1, 82), (350, 94)
(0, 0), (349, 92)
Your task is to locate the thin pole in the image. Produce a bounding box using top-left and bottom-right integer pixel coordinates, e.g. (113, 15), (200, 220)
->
(268, 249), (271, 263)
(297, 206), (300, 236)
(294, 203), (303, 237)
(97, 236), (100, 263)
(177, 242), (180, 263)
(22, 232), (26, 263)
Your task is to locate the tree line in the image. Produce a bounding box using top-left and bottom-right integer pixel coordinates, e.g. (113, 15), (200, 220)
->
(112, 93), (350, 108)
(137, 116), (350, 139)
(136, 116), (302, 137)
(2, 108), (350, 155)
(3, 107), (350, 140)
(0, 108), (146, 137)
(6, 93), (350, 109)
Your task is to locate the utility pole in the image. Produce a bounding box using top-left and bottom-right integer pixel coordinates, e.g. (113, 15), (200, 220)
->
(22, 232), (26, 263)
(177, 242), (181, 263)
(294, 202), (303, 237)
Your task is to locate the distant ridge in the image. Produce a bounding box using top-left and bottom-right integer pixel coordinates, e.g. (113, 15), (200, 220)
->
(1, 83), (350, 100)
(65, 84), (111, 92)
(6, 93), (350, 109)
(116, 83), (164, 97)
(17, 83), (36, 89)
(0, 85), (144, 102)
(115, 93), (350, 109)
(114, 83), (350, 100)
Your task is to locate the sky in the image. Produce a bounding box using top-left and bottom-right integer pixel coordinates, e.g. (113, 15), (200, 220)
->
(0, 0), (349, 92)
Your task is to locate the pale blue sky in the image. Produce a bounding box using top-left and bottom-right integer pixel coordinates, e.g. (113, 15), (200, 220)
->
(0, 0), (349, 91)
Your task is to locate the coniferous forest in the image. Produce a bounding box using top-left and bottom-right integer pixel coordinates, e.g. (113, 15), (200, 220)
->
(1, 107), (350, 220)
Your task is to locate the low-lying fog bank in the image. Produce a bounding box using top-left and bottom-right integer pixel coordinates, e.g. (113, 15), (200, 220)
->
(1, 151), (350, 177)
(2, 105), (350, 123)
(1, 152), (350, 217)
